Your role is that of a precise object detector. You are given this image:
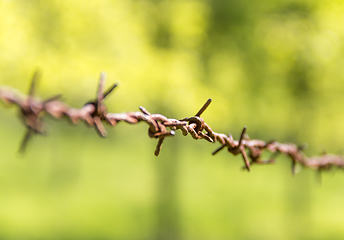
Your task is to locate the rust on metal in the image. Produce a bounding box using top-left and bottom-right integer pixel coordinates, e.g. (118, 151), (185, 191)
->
(0, 72), (344, 174)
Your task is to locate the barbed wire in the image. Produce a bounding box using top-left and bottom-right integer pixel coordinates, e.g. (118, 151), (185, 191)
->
(1, 71), (344, 176)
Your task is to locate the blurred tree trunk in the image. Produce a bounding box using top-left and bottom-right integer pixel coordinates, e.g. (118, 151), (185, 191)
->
(285, 170), (313, 239)
(154, 112), (181, 240)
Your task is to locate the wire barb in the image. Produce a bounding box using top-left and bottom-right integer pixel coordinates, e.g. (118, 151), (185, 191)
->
(195, 98), (212, 117)
(1, 72), (344, 176)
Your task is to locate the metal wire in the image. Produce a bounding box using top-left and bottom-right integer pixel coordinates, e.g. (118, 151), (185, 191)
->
(1, 72), (343, 175)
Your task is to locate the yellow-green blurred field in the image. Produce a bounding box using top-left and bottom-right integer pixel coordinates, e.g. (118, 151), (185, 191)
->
(1, 1), (344, 239)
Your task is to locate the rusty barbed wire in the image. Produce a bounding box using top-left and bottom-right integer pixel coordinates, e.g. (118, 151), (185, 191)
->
(1, 72), (344, 176)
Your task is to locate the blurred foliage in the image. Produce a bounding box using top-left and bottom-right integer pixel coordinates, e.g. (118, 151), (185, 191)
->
(1, 0), (344, 239)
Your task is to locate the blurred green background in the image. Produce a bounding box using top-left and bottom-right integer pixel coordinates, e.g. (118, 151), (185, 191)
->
(1, 0), (344, 239)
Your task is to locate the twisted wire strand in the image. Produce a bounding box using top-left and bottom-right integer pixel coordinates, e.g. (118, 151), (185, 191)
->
(0, 72), (343, 175)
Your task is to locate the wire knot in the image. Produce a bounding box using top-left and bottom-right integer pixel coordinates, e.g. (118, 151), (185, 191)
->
(19, 71), (62, 152)
(139, 106), (175, 156)
(212, 127), (251, 171)
(84, 72), (117, 137)
(180, 99), (214, 143)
